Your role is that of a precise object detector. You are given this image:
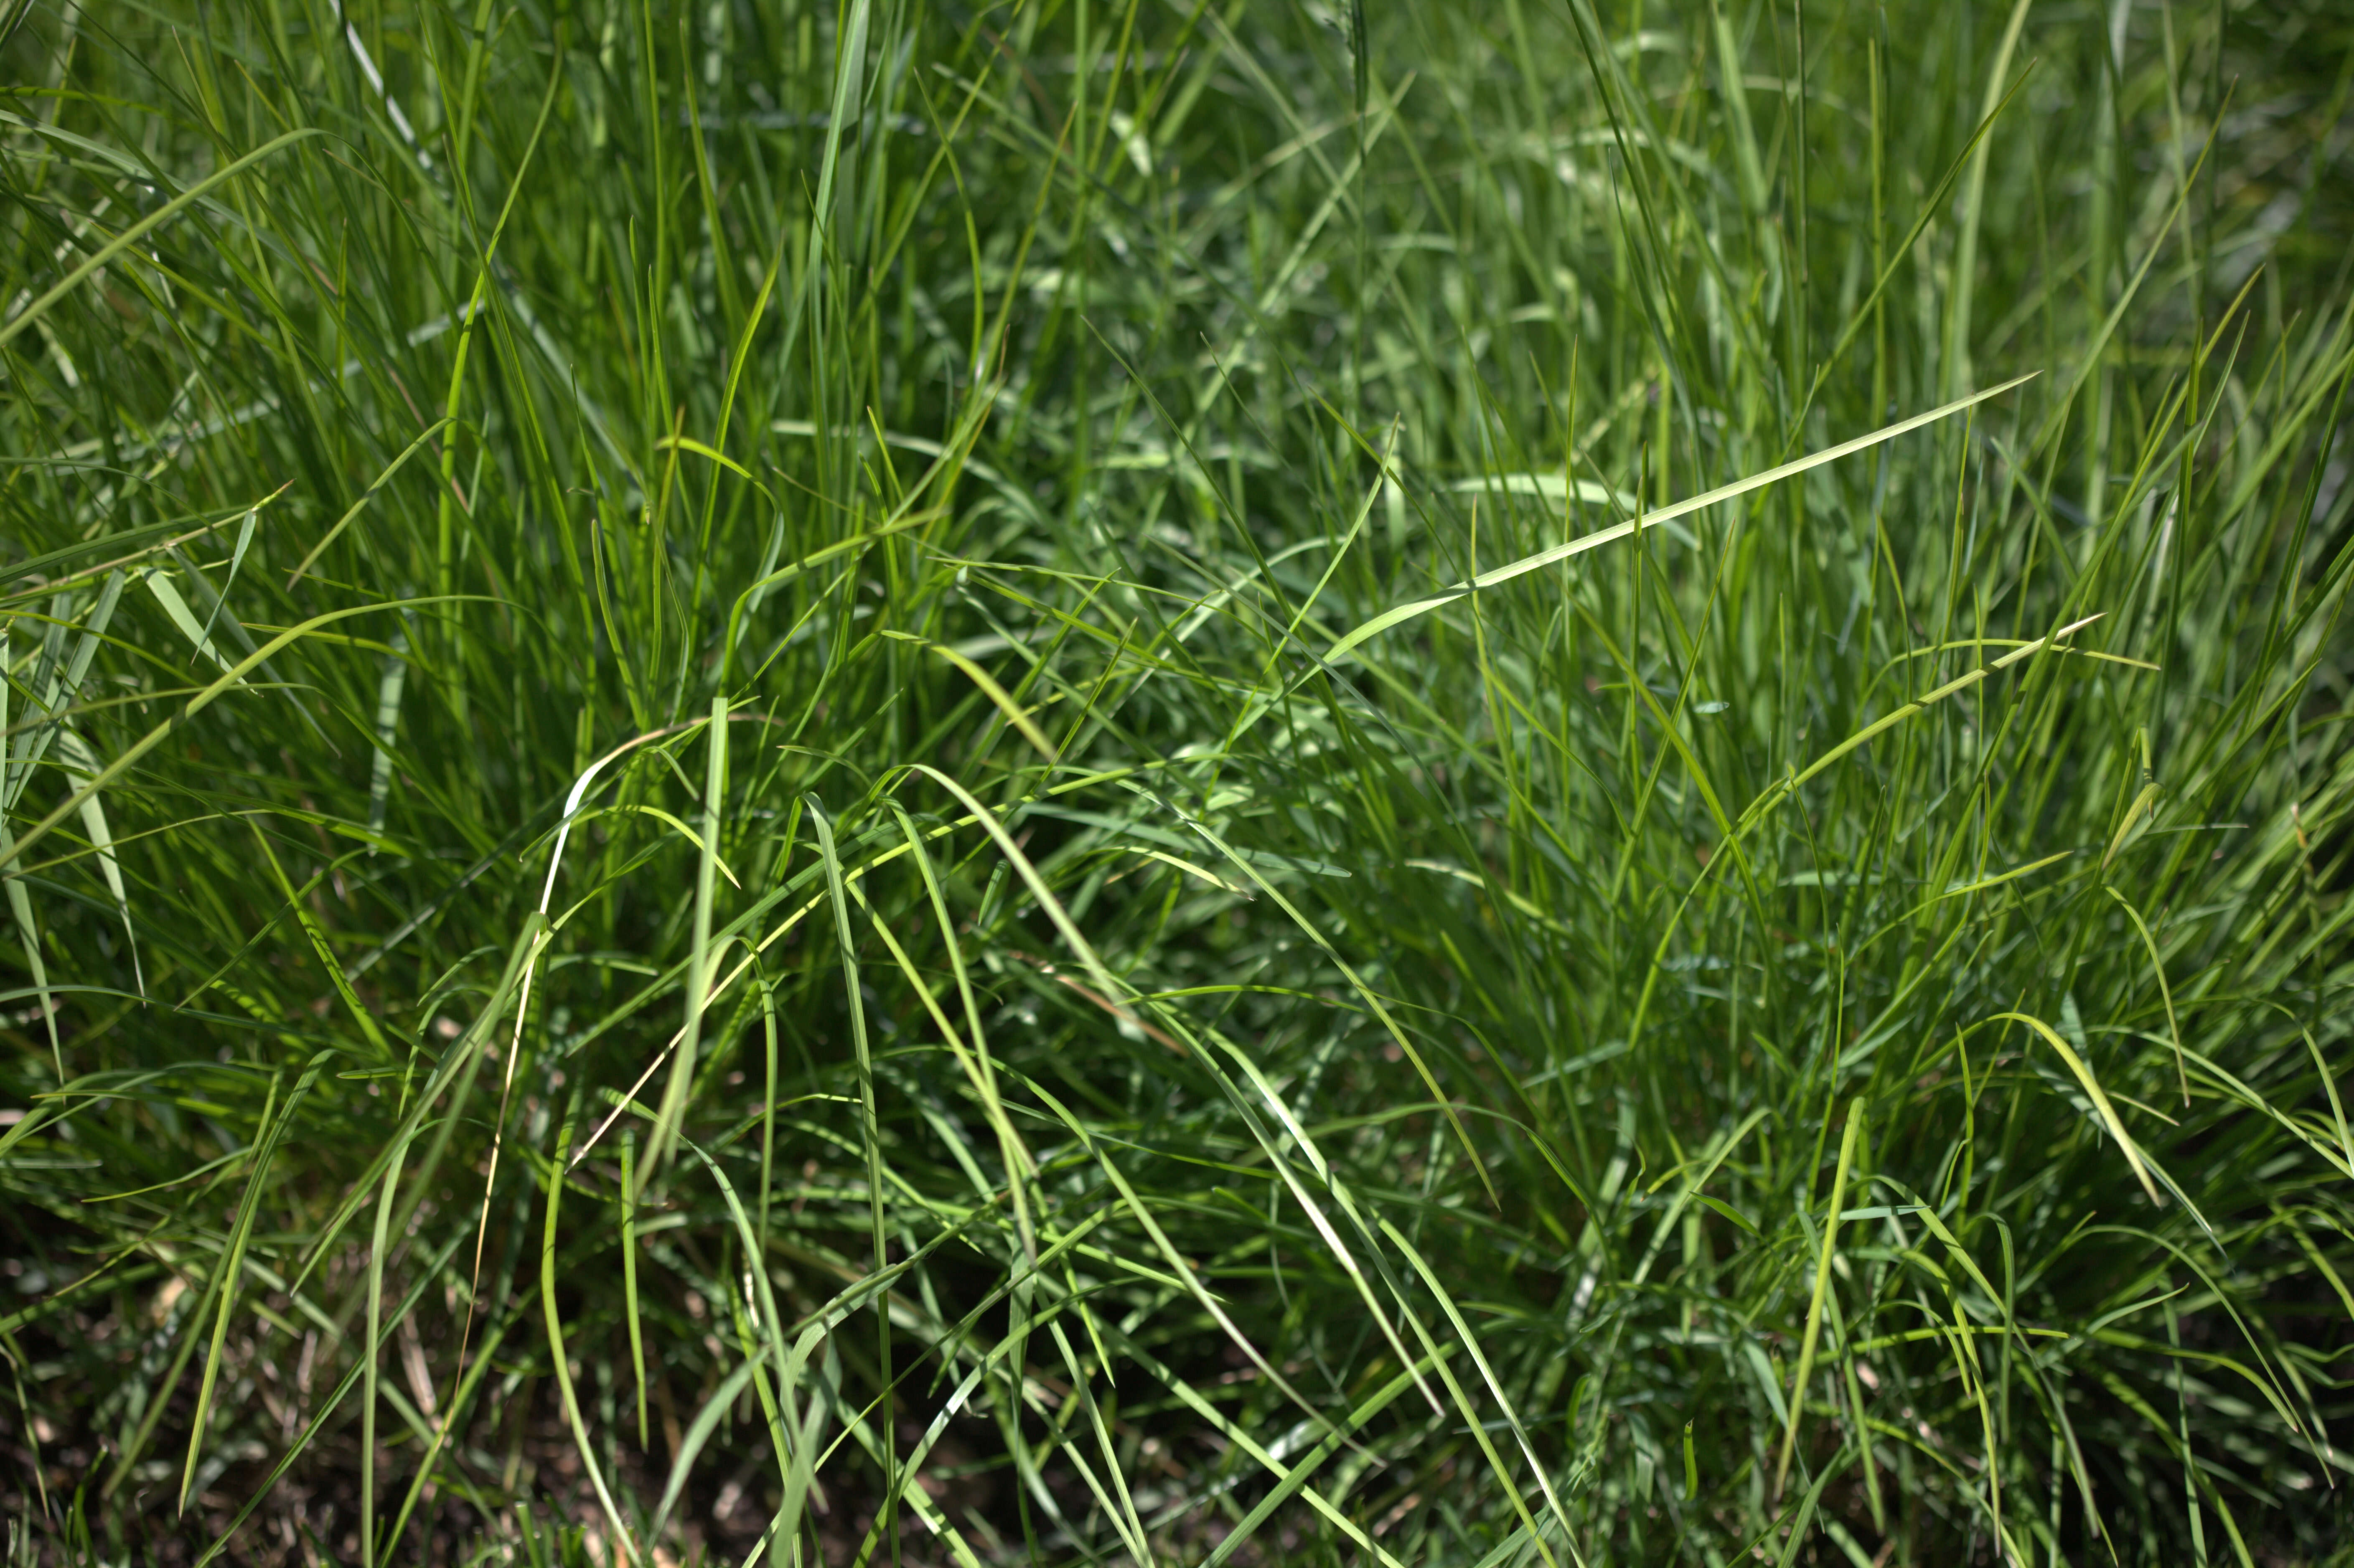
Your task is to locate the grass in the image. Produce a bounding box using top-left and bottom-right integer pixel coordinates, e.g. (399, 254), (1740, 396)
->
(2, 0), (2353, 1563)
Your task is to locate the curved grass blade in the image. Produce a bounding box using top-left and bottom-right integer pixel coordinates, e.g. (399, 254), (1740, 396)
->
(55, 728), (139, 996)
(1776, 1100), (1864, 1499)
(0, 127), (323, 352)
(5, 597), (482, 872)
(882, 631), (1057, 761)
(1996, 1012), (2162, 1205)
(2105, 885), (2186, 1104)
(537, 1095), (638, 1563)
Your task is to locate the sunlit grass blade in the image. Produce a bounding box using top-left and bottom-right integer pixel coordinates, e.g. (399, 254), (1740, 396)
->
(1326, 375), (2036, 662)
(1776, 1100), (1863, 1499)
(1995, 1013), (2163, 1206)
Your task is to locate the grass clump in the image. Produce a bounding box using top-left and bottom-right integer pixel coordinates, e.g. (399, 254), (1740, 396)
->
(3, 0), (2353, 1563)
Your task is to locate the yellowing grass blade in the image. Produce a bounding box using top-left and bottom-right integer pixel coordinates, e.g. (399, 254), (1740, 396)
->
(885, 630), (1057, 760)
(1776, 1100), (1863, 1499)
(2104, 781), (2162, 870)
(1998, 1011), (2163, 1205)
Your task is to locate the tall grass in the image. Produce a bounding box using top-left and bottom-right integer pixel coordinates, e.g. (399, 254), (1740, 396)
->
(2, 0), (2351, 1563)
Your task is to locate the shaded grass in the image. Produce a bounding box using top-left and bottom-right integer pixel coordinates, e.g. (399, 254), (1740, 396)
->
(1, 0), (2353, 1564)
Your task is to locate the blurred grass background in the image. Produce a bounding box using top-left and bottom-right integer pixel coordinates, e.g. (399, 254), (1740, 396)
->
(2, 0), (2353, 1563)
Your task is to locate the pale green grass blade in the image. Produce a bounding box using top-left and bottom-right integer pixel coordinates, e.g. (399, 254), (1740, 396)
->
(5, 568), (127, 816)
(189, 507), (257, 655)
(1996, 1013), (2163, 1206)
(0, 628), (53, 1072)
(1327, 375), (2037, 662)
(0, 819), (54, 1076)
(365, 636), (406, 850)
(55, 727), (138, 996)
(1447, 473), (1637, 510)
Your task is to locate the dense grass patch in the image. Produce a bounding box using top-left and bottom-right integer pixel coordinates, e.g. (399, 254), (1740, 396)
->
(3, 0), (2352, 1563)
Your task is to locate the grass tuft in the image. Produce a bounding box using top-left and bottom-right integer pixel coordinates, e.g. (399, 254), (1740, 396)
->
(3, 0), (2354, 1564)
